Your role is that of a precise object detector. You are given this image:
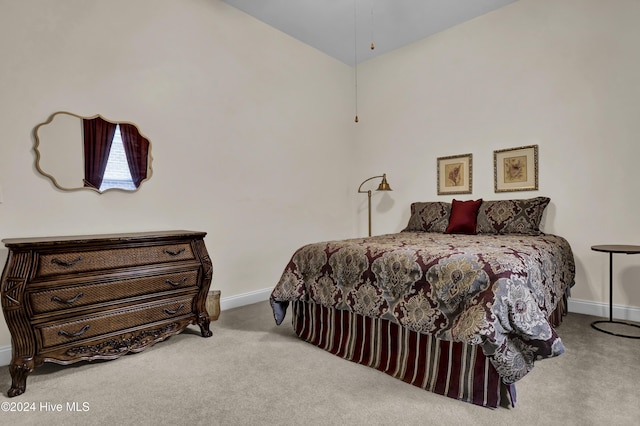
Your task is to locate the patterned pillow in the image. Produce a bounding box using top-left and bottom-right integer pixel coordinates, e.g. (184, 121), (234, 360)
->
(402, 202), (451, 233)
(476, 197), (550, 235)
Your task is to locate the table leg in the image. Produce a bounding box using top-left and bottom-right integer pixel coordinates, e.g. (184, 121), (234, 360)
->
(591, 252), (640, 339)
(608, 252), (613, 322)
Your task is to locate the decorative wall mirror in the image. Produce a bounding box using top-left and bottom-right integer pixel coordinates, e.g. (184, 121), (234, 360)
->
(34, 111), (153, 193)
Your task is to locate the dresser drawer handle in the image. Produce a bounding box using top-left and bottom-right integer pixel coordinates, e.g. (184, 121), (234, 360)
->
(51, 292), (84, 305)
(163, 248), (185, 256)
(58, 324), (90, 338)
(166, 277), (188, 287)
(51, 256), (83, 268)
(163, 304), (185, 315)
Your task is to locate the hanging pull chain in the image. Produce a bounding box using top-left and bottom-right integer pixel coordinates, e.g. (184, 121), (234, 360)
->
(370, 5), (375, 50)
(354, 0), (359, 123)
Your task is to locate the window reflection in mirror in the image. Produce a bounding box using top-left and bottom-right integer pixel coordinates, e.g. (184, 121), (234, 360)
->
(34, 112), (152, 193)
(99, 125), (136, 191)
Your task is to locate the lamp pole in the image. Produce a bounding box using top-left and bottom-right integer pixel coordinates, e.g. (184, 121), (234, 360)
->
(366, 188), (372, 236)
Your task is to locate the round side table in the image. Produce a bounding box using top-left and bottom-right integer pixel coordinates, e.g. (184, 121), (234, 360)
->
(591, 245), (640, 339)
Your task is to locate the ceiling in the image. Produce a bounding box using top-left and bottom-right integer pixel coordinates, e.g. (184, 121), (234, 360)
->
(223, 0), (519, 66)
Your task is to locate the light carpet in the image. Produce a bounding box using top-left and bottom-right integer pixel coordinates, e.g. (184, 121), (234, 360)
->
(1, 301), (638, 425)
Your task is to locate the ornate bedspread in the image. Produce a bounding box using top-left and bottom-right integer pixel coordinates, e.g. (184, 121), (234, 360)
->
(270, 232), (575, 384)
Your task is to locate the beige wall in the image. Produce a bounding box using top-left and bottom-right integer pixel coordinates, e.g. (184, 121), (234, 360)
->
(0, 0), (355, 347)
(354, 0), (640, 316)
(1, 0), (638, 351)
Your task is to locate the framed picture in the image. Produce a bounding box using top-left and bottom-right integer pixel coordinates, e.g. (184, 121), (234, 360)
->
(437, 153), (472, 195)
(494, 145), (538, 192)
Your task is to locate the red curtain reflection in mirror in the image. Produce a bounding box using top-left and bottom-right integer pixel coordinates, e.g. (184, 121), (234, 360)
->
(119, 123), (150, 188)
(83, 117), (117, 189)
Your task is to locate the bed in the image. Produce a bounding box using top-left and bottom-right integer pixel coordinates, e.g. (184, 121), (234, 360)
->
(270, 197), (575, 408)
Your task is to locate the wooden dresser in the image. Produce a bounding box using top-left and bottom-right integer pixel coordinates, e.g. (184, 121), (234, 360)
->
(0, 230), (213, 397)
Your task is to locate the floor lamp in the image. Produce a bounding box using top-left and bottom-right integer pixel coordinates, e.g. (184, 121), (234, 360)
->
(357, 173), (392, 237)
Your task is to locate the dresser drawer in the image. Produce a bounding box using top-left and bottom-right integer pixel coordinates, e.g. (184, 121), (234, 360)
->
(36, 295), (195, 349)
(35, 243), (195, 278)
(29, 268), (200, 315)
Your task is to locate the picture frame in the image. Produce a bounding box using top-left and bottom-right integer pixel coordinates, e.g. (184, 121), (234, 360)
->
(437, 153), (472, 195)
(494, 145), (538, 192)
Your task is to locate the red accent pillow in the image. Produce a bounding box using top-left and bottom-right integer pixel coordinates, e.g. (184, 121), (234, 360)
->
(445, 199), (483, 234)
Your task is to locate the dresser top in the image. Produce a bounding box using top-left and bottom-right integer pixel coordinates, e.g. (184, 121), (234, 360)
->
(2, 230), (206, 248)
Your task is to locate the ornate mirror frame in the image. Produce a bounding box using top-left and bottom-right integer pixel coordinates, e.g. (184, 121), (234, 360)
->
(34, 111), (153, 193)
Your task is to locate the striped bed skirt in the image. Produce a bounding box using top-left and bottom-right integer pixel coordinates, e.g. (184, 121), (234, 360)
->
(291, 295), (567, 408)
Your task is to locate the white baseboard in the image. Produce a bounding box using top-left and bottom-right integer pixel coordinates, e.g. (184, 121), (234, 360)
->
(0, 293), (636, 368)
(0, 345), (9, 368)
(219, 287), (272, 311)
(567, 298), (640, 323)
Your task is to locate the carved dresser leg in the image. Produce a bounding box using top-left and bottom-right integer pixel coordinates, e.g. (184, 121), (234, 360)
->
(8, 360), (34, 397)
(198, 313), (213, 337)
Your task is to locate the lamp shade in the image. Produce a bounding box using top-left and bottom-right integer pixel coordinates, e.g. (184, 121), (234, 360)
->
(377, 174), (392, 191)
